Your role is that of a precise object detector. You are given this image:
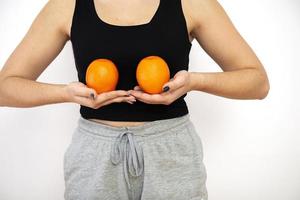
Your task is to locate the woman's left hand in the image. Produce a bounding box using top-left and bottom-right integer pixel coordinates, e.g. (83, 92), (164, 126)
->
(128, 70), (194, 105)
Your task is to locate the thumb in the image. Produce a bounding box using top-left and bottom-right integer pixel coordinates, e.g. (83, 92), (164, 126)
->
(162, 78), (174, 92)
(88, 88), (97, 100)
(134, 85), (143, 91)
(162, 75), (185, 93)
(77, 86), (97, 99)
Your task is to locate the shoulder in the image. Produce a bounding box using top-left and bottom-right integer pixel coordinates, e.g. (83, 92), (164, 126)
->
(183, 0), (221, 29)
(41, 0), (76, 39)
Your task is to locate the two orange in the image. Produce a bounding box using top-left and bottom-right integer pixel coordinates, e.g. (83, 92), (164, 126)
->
(85, 56), (170, 94)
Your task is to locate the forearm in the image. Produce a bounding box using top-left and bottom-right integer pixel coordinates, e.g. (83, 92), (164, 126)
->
(0, 76), (68, 107)
(189, 68), (270, 100)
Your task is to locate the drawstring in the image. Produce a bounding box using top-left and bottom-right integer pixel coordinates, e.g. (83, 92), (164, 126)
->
(110, 131), (144, 190)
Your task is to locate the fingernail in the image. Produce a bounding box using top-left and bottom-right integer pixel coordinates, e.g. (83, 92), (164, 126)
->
(90, 93), (95, 99)
(163, 86), (170, 92)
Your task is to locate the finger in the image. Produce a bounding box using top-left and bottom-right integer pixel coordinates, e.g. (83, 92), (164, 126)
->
(73, 96), (96, 108)
(162, 76), (185, 93)
(75, 86), (98, 99)
(128, 90), (164, 104)
(133, 85), (143, 91)
(96, 90), (131, 102)
(135, 89), (184, 105)
(106, 90), (131, 98)
(161, 85), (187, 102)
(101, 96), (136, 106)
(74, 94), (135, 108)
(75, 81), (87, 87)
(123, 99), (134, 104)
(132, 96), (158, 104)
(126, 100), (136, 104)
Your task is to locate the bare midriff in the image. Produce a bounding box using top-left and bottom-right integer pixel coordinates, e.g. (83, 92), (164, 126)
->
(88, 118), (147, 127)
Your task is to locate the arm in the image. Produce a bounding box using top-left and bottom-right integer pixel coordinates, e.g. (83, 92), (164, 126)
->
(128, 0), (269, 105)
(187, 0), (270, 99)
(0, 0), (74, 107)
(0, 0), (135, 108)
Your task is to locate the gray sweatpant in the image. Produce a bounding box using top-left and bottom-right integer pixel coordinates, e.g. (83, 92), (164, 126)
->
(63, 113), (208, 200)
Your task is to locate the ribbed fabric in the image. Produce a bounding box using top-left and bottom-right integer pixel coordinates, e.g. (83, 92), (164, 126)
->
(70, 0), (192, 121)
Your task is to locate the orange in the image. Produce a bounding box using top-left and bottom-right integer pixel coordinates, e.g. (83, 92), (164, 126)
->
(136, 55), (170, 94)
(85, 58), (119, 94)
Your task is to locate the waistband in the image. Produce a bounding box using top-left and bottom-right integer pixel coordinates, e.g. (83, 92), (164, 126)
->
(76, 113), (190, 141)
(75, 113), (191, 191)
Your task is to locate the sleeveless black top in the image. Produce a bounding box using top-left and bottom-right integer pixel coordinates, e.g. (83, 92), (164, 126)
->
(70, 0), (192, 121)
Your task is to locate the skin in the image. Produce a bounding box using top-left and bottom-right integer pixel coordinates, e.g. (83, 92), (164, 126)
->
(130, 0), (270, 104)
(0, 0), (269, 127)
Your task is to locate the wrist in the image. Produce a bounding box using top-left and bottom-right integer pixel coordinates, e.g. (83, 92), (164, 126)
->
(189, 72), (205, 91)
(60, 84), (72, 102)
(188, 72), (197, 91)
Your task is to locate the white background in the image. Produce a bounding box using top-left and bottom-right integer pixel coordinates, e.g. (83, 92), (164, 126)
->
(0, 0), (299, 199)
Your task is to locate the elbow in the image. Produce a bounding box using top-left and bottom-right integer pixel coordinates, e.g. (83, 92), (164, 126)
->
(0, 80), (4, 107)
(257, 76), (270, 100)
(258, 82), (270, 100)
(0, 74), (7, 107)
(248, 66), (270, 100)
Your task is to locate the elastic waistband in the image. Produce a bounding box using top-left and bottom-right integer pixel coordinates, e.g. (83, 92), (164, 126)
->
(76, 113), (191, 141)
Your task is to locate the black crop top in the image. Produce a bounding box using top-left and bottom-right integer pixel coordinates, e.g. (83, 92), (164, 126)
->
(70, 0), (192, 121)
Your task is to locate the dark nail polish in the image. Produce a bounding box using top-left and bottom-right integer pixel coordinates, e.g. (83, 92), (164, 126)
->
(163, 86), (170, 92)
(90, 93), (95, 99)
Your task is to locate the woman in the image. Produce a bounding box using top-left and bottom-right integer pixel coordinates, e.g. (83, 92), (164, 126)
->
(0, 0), (269, 199)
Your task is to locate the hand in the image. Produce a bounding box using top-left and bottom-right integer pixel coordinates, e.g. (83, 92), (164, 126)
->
(64, 81), (136, 109)
(128, 70), (193, 105)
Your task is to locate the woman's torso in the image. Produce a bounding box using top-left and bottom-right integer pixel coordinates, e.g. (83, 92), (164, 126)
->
(67, 0), (194, 127)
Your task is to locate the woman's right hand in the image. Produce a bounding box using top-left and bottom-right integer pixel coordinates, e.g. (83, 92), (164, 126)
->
(64, 81), (136, 109)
